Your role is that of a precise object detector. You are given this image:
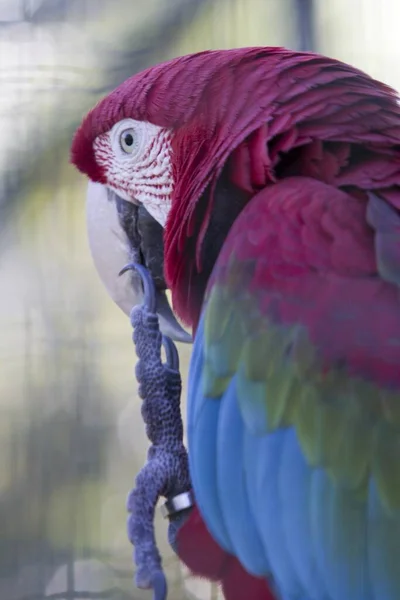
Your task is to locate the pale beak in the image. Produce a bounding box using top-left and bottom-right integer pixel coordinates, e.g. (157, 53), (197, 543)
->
(85, 181), (192, 343)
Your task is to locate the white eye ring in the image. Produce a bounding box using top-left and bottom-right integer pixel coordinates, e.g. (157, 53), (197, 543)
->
(119, 128), (136, 154)
(110, 118), (146, 161)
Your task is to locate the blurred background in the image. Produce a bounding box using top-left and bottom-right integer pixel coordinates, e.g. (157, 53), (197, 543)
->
(1, 1), (399, 598)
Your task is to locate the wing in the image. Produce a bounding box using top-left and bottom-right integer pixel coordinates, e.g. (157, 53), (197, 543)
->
(187, 176), (400, 600)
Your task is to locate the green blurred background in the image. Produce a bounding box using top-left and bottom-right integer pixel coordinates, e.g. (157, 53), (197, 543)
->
(0, 1), (399, 599)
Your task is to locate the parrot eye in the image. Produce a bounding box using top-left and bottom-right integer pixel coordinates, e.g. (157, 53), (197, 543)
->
(108, 118), (147, 161)
(119, 128), (136, 154)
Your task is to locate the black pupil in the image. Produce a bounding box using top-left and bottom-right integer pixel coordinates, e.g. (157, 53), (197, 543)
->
(124, 132), (134, 147)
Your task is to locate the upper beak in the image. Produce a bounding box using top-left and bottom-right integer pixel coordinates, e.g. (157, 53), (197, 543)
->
(85, 181), (192, 344)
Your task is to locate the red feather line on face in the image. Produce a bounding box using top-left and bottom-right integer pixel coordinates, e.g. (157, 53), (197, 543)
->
(71, 47), (400, 325)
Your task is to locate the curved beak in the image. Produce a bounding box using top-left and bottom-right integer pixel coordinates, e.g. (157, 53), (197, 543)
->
(86, 181), (192, 344)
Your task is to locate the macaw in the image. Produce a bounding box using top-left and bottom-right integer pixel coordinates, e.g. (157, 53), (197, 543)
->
(70, 47), (400, 600)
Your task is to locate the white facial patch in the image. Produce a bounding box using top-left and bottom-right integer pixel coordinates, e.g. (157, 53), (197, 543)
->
(93, 118), (173, 227)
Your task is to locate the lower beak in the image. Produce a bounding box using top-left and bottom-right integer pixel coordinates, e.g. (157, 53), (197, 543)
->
(85, 181), (192, 344)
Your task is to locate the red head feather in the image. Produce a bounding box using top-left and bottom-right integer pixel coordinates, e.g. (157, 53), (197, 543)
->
(71, 47), (398, 325)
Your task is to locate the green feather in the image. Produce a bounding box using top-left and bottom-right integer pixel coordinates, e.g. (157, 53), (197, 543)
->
(372, 422), (400, 513)
(203, 281), (400, 516)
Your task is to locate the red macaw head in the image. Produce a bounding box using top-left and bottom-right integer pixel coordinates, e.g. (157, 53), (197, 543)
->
(70, 47), (295, 331)
(71, 49), (274, 327)
(71, 46), (390, 330)
(71, 48), (273, 225)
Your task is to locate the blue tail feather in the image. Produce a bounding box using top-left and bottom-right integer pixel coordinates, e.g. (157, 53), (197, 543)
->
(252, 429), (303, 599)
(367, 478), (400, 600)
(216, 376), (269, 576)
(280, 429), (327, 599)
(188, 320), (233, 553)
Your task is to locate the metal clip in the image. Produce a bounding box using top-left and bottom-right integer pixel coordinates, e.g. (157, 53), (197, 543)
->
(160, 490), (195, 519)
